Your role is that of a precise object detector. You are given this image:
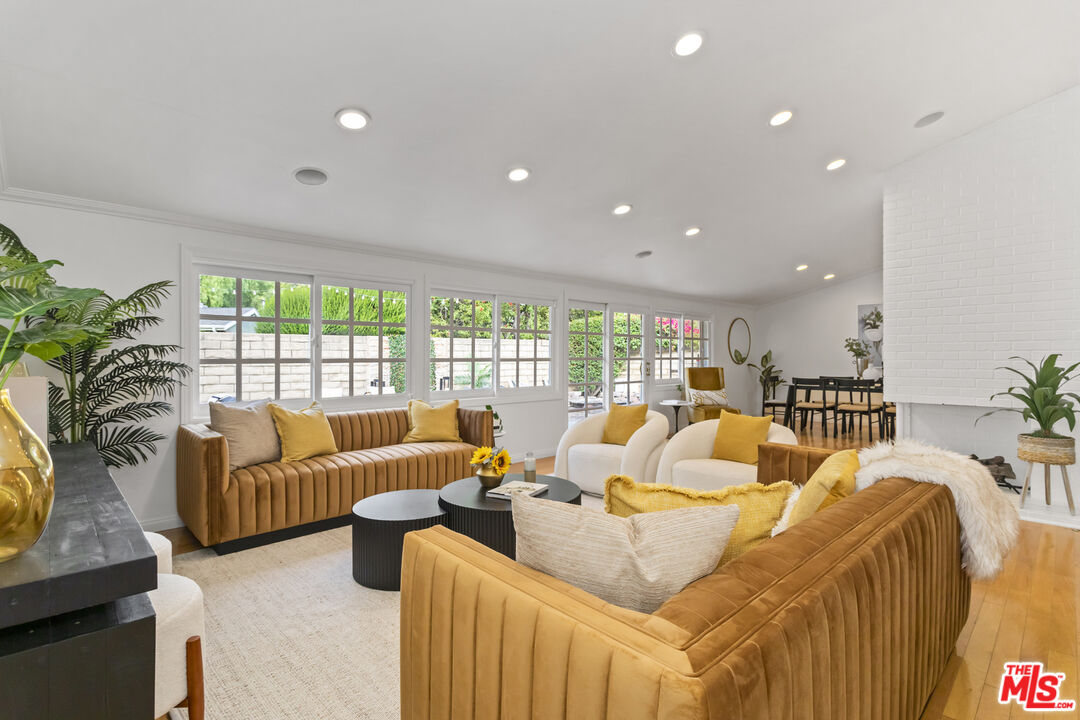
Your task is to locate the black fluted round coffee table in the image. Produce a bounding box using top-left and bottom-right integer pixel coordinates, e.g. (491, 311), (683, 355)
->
(351, 489), (447, 590)
(438, 474), (581, 559)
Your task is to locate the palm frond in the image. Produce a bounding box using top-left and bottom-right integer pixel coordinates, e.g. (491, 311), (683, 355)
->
(89, 424), (167, 468)
(0, 223), (41, 264)
(87, 400), (173, 432)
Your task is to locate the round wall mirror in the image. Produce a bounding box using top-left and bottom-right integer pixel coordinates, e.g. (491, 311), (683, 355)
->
(727, 317), (751, 364)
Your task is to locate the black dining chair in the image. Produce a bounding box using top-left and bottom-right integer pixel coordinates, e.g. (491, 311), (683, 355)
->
(835, 378), (886, 439)
(790, 377), (827, 433)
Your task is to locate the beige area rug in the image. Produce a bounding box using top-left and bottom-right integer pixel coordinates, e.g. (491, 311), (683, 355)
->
(173, 527), (400, 719)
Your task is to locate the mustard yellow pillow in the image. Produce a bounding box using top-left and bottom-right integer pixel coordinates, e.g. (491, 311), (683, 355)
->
(402, 399), (461, 443)
(711, 411), (773, 465)
(602, 404), (648, 445)
(604, 475), (794, 566)
(267, 402), (338, 463)
(788, 449), (859, 526)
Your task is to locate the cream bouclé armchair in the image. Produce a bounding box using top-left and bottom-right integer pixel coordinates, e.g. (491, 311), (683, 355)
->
(554, 410), (669, 495)
(656, 418), (797, 490)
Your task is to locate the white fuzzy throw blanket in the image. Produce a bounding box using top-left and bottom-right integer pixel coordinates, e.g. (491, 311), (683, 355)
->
(856, 439), (1019, 581)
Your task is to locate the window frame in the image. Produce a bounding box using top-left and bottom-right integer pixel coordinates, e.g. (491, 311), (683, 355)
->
(315, 280), (411, 402)
(681, 316), (711, 372)
(609, 307), (647, 407)
(496, 296), (554, 393)
(427, 288), (559, 401)
(188, 259), (415, 419)
(652, 311), (684, 386)
(567, 301), (608, 420)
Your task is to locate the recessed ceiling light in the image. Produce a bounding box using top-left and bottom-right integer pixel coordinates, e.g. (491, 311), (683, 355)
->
(914, 111), (945, 128)
(335, 108), (370, 130)
(635, 250), (653, 259)
(684, 227), (701, 237)
(294, 167), (328, 185)
(823, 273), (836, 280)
(770, 110), (793, 127)
(826, 158), (846, 171)
(612, 204), (633, 216)
(673, 32), (704, 57)
(795, 264), (808, 271)
(507, 167), (530, 182)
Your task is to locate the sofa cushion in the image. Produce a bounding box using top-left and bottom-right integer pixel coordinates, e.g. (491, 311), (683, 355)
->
(403, 399), (462, 443)
(671, 458), (757, 491)
(568, 443), (624, 495)
(512, 494), (739, 613)
(209, 398), (281, 470)
(604, 475), (794, 566)
(711, 411), (772, 464)
(601, 403), (648, 445)
(268, 402), (339, 462)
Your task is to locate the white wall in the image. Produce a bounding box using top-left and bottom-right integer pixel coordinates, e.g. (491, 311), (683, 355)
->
(0, 196), (755, 530)
(883, 86), (1080, 527)
(755, 270), (883, 386)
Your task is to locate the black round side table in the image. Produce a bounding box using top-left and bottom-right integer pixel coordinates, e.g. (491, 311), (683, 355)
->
(351, 489), (447, 590)
(438, 474), (581, 559)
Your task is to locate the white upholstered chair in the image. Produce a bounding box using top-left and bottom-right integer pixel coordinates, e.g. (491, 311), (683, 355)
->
(554, 409), (669, 495)
(655, 419), (797, 491)
(143, 532), (205, 720)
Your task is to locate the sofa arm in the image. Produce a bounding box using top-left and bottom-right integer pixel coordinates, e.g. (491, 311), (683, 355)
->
(457, 408), (493, 448)
(176, 423), (229, 547)
(400, 526), (706, 719)
(756, 442), (836, 486)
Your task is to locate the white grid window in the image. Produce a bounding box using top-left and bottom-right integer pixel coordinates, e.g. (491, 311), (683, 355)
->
(682, 319), (710, 370)
(654, 314), (681, 382)
(198, 273), (312, 403)
(611, 311), (644, 405)
(568, 305), (606, 419)
(429, 295), (494, 392)
(320, 285), (407, 398)
(498, 301), (553, 389)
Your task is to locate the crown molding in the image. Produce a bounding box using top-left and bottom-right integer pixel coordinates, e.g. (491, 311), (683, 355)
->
(0, 184), (754, 310)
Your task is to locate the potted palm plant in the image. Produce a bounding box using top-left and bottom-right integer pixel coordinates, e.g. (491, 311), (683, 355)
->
(979, 355), (1077, 465)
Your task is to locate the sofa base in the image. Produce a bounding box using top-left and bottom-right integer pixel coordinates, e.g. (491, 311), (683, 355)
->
(212, 515), (352, 555)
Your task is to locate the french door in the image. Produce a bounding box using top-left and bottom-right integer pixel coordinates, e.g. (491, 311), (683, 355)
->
(610, 309), (646, 406)
(567, 302), (607, 423)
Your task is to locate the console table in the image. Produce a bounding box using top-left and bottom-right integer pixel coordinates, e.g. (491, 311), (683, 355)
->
(0, 443), (157, 719)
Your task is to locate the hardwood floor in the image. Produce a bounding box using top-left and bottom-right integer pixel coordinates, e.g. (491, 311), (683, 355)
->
(158, 420), (1075, 717)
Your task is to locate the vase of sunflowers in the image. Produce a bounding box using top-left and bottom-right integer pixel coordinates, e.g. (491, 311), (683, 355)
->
(471, 445), (511, 488)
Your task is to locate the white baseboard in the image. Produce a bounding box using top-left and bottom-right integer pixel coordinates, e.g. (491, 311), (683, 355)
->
(139, 514), (185, 532)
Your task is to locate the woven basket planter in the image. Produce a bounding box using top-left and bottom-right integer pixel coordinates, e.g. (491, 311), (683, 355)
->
(1017, 434), (1076, 465)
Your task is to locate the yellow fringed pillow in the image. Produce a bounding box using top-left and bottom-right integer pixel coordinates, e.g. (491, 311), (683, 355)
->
(402, 399), (461, 443)
(711, 411), (773, 465)
(602, 403), (648, 445)
(604, 475), (794, 566)
(267, 402), (338, 463)
(787, 449), (859, 526)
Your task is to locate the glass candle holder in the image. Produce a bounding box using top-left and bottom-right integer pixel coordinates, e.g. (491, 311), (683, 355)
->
(524, 452), (536, 483)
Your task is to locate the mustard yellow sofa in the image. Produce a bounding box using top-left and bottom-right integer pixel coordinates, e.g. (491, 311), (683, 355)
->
(177, 406), (492, 549)
(400, 443), (969, 719)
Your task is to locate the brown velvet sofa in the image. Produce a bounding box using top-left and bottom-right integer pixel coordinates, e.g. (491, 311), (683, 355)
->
(177, 406), (492, 550)
(400, 443), (970, 719)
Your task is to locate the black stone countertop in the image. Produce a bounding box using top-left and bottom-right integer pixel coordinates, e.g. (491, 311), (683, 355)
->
(0, 443), (156, 630)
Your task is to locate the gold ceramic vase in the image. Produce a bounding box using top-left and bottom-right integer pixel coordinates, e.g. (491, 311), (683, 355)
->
(475, 465), (505, 489)
(0, 388), (54, 562)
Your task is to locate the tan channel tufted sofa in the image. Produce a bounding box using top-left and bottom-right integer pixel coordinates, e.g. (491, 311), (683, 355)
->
(177, 406), (492, 550)
(400, 443), (970, 720)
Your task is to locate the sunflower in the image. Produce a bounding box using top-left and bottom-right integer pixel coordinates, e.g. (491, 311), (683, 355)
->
(470, 447), (493, 466)
(492, 449), (511, 474)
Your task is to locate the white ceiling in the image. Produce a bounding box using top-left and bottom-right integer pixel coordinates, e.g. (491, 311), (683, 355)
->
(1, 0), (1078, 304)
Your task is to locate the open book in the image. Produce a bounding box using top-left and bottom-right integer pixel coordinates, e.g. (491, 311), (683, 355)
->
(486, 480), (549, 500)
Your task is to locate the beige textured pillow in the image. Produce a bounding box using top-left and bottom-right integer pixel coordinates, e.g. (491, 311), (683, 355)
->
(209, 399), (281, 471)
(511, 495), (740, 613)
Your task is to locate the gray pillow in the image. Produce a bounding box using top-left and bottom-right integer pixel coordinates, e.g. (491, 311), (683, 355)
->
(511, 495), (739, 613)
(209, 399), (282, 471)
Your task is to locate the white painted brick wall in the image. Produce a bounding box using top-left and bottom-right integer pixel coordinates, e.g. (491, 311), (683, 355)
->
(883, 86), (1080, 407)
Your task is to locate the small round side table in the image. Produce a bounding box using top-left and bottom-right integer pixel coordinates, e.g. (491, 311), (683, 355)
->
(660, 399), (694, 431)
(351, 489), (447, 590)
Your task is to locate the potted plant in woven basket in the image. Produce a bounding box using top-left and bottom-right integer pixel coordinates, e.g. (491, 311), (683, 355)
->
(979, 354), (1078, 465)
